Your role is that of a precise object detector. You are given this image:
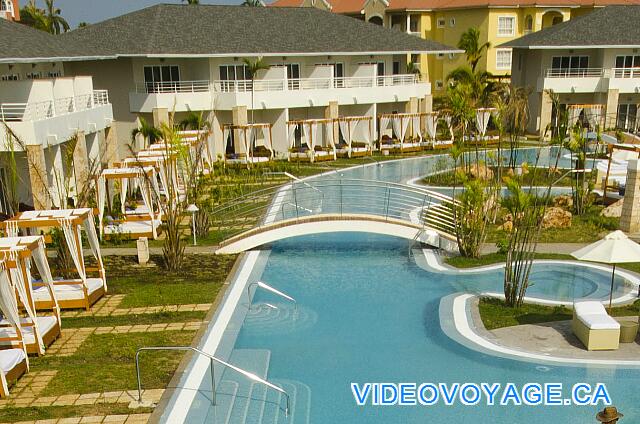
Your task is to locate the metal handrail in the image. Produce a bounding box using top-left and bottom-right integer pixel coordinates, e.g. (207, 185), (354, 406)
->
(135, 346), (290, 417)
(247, 281), (297, 313)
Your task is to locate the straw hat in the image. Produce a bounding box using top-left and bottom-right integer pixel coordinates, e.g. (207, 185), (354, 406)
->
(597, 407), (623, 422)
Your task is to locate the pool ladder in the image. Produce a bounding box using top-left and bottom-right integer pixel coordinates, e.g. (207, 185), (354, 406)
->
(247, 281), (298, 314)
(135, 346), (290, 417)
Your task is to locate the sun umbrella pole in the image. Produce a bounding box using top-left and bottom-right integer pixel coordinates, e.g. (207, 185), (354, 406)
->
(609, 263), (616, 311)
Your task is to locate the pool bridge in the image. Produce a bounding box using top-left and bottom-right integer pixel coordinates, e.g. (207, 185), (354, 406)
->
(212, 178), (459, 254)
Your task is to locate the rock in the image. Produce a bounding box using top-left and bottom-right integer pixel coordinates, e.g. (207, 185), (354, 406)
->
(553, 195), (573, 210)
(542, 207), (572, 229)
(498, 220), (513, 232)
(469, 164), (494, 180)
(601, 199), (623, 218)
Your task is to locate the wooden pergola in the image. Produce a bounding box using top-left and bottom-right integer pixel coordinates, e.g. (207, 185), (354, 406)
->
(221, 123), (274, 164)
(602, 143), (640, 200)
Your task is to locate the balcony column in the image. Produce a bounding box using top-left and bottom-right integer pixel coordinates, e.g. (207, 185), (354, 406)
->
(420, 95), (433, 133)
(152, 107), (169, 128)
(405, 97), (418, 114)
(605, 89), (619, 129)
(232, 106), (248, 155)
(25, 144), (50, 210)
(72, 131), (90, 199)
(539, 90), (553, 139)
(620, 159), (640, 233)
(104, 125), (119, 167)
(324, 101), (339, 144)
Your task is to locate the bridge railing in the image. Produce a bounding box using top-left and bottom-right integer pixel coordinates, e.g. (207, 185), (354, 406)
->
(211, 178), (458, 243)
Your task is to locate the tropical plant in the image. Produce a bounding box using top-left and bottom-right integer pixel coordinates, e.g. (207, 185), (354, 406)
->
(19, 1), (47, 32)
(406, 61), (421, 78)
(131, 117), (161, 148)
(242, 57), (270, 124)
(242, 0), (264, 6)
(457, 28), (491, 72)
(493, 84), (531, 169)
(453, 176), (493, 258)
(439, 83), (475, 172)
(77, 22), (88, 28)
(43, 0), (69, 34)
(179, 111), (210, 132)
(565, 125), (597, 215)
(182, 0), (200, 3)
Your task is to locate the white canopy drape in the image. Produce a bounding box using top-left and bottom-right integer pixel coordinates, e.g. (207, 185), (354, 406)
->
(568, 106), (583, 128)
(287, 124), (298, 149)
(32, 238), (59, 313)
(476, 109), (493, 138)
(412, 116), (421, 141)
(97, 176), (106, 239)
(9, 253), (44, 353)
(444, 115), (454, 141)
(59, 218), (86, 284)
(379, 116), (391, 141)
(426, 113), (438, 141)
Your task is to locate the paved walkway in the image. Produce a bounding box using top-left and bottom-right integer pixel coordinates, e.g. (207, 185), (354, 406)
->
(4, 413), (151, 424)
(61, 295), (211, 318)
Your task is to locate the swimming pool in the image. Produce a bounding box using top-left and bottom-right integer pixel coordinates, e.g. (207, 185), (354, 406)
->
(161, 148), (637, 423)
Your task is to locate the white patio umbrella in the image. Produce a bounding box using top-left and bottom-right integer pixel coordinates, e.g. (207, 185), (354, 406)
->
(571, 230), (640, 310)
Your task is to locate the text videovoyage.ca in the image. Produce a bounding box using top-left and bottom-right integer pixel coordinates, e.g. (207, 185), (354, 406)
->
(351, 382), (612, 407)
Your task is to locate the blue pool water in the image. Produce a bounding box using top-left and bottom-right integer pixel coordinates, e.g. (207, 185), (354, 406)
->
(168, 148), (635, 423)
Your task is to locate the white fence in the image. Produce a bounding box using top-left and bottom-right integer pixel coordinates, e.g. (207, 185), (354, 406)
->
(0, 90), (110, 122)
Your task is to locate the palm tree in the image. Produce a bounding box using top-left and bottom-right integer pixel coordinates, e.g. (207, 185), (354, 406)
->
(179, 111), (210, 131)
(242, 0), (264, 6)
(242, 57), (270, 125)
(43, 0), (69, 34)
(131, 117), (161, 148)
(19, 1), (48, 32)
(182, 0), (200, 4)
(78, 22), (88, 28)
(446, 66), (495, 107)
(493, 84), (531, 168)
(406, 62), (421, 78)
(457, 28), (491, 72)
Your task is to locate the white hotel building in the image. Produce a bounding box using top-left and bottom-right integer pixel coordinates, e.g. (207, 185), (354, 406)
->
(57, 4), (457, 159)
(506, 5), (640, 136)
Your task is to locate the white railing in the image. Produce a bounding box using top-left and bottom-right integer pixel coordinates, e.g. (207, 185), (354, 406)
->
(0, 90), (110, 122)
(135, 80), (211, 94)
(213, 74), (420, 93)
(545, 68), (605, 78)
(612, 67), (640, 78)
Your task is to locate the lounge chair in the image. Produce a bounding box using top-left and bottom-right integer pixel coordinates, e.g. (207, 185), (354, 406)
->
(0, 349), (27, 398)
(572, 301), (620, 350)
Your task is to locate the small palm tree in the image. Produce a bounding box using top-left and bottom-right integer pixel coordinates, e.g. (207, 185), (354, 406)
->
(242, 57), (270, 124)
(179, 111), (210, 131)
(44, 0), (69, 34)
(457, 28), (491, 72)
(242, 0), (264, 6)
(406, 62), (421, 78)
(131, 117), (161, 148)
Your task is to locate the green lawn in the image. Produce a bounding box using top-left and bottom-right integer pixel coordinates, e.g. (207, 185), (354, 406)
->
(38, 331), (195, 396)
(104, 254), (236, 308)
(479, 297), (640, 330)
(0, 405), (152, 423)
(62, 311), (206, 328)
(445, 252), (572, 268)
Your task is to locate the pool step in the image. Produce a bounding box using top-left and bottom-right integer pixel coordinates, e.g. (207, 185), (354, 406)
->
(223, 349), (271, 424)
(204, 380), (238, 423)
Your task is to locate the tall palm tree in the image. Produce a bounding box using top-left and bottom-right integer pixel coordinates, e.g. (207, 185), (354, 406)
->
(19, 1), (48, 32)
(242, 0), (264, 6)
(457, 28), (491, 72)
(446, 66), (494, 107)
(43, 0), (69, 34)
(242, 57), (270, 125)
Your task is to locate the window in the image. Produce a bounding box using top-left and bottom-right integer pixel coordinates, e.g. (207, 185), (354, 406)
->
(435, 80), (444, 90)
(449, 18), (456, 27)
(448, 53), (456, 60)
(409, 15), (419, 32)
(551, 56), (589, 70)
(496, 49), (512, 70)
(617, 104), (638, 131)
(144, 65), (180, 92)
(615, 55), (640, 68)
(1, 0), (14, 18)
(437, 18), (445, 28)
(437, 53), (445, 60)
(26, 72), (42, 80)
(524, 15), (533, 33)
(392, 61), (400, 75)
(391, 15), (405, 31)
(47, 71), (62, 78)
(497, 16), (516, 37)
(1, 74), (18, 81)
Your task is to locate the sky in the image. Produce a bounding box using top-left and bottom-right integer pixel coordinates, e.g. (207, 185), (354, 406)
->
(18, 0), (243, 28)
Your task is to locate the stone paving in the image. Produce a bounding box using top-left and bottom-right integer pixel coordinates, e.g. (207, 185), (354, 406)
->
(4, 413), (151, 424)
(61, 295), (212, 318)
(0, 389), (164, 410)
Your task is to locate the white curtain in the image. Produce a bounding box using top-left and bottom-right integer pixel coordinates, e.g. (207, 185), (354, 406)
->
(59, 218), (86, 284)
(444, 115), (454, 141)
(97, 176), (106, 239)
(379, 116), (391, 141)
(568, 106), (582, 128)
(476, 109), (492, 138)
(247, 127), (256, 155)
(400, 116), (410, 143)
(338, 120), (350, 147)
(585, 106), (601, 129)
(325, 122), (335, 148)
(138, 174), (157, 239)
(0, 264), (22, 348)
(412, 116), (421, 141)
(426, 113), (438, 141)
(9, 254), (44, 353)
(32, 238), (59, 313)
(223, 127), (231, 154)
(311, 122), (322, 148)
(287, 124), (297, 149)
(120, 177), (128, 214)
(362, 120), (372, 146)
(261, 126), (273, 156)
(301, 122), (311, 150)
(158, 162), (170, 200)
(5, 221), (18, 237)
(391, 117), (402, 140)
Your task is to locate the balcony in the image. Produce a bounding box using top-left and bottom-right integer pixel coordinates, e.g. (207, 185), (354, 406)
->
(129, 74), (428, 112)
(0, 90), (113, 150)
(541, 67), (640, 94)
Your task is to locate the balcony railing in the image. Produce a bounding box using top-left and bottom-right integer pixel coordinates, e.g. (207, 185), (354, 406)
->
(612, 67), (640, 78)
(213, 74), (421, 93)
(134, 80), (211, 94)
(545, 68), (605, 78)
(0, 90), (110, 123)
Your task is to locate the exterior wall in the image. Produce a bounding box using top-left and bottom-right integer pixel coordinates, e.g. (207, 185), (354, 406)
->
(0, 0), (19, 21)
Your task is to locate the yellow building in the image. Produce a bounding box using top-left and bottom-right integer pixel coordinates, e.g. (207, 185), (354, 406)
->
(271, 0), (639, 93)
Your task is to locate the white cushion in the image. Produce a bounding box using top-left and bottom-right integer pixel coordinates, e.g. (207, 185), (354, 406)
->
(578, 314), (620, 330)
(574, 301), (606, 316)
(314, 151), (329, 157)
(104, 219), (161, 235)
(0, 349), (25, 373)
(33, 278), (104, 301)
(352, 147), (368, 153)
(0, 316), (58, 345)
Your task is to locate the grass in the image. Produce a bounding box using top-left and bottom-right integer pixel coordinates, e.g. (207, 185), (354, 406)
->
(479, 297), (640, 330)
(445, 252), (572, 268)
(37, 331), (195, 396)
(0, 405), (153, 423)
(61, 311), (206, 328)
(104, 254), (236, 308)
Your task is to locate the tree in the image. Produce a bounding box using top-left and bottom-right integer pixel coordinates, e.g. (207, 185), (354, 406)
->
(131, 117), (161, 148)
(493, 84), (531, 169)
(78, 22), (88, 28)
(182, 0), (200, 3)
(457, 28), (491, 72)
(242, 57), (270, 125)
(44, 0), (69, 34)
(242, 0), (264, 6)
(179, 111), (210, 132)
(19, 1), (48, 32)
(406, 61), (421, 78)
